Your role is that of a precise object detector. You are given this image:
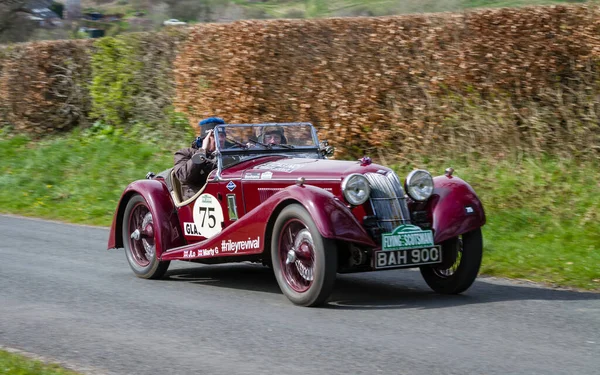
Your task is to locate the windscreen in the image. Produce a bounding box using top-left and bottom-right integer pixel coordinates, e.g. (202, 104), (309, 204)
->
(214, 123), (321, 169)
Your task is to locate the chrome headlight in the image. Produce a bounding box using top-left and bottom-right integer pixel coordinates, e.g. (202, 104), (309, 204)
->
(341, 174), (371, 206)
(405, 169), (434, 201)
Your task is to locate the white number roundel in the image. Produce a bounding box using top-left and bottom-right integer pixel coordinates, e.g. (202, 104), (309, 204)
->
(192, 193), (224, 238)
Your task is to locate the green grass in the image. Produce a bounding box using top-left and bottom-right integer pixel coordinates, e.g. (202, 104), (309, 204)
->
(0, 127), (177, 226)
(0, 349), (82, 375)
(1, 128), (598, 291)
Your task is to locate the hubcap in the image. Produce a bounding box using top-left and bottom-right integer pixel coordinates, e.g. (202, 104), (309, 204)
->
(279, 220), (316, 293)
(130, 229), (141, 240)
(128, 203), (155, 267)
(433, 237), (462, 278)
(286, 249), (297, 264)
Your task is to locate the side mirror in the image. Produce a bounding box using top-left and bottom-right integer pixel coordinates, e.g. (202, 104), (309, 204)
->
(319, 140), (335, 158)
(191, 152), (207, 164)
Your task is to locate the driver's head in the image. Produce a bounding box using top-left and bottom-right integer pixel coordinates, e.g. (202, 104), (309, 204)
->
(194, 117), (226, 148)
(198, 117), (226, 136)
(261, 126), (286, 145)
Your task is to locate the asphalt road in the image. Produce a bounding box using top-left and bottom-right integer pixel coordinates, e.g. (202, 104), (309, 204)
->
(0, 214), (598, 375)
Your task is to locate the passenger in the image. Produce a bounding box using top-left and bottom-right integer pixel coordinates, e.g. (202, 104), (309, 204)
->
(174, 117), (225, 200)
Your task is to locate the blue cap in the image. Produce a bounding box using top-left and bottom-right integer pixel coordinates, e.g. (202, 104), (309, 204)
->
(198, 117), (226, 136)
(198, 117), (225, 127)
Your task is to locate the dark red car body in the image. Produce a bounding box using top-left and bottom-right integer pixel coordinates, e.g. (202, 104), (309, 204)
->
(108, 153), (484, 263)
(107, 122), (486, 305)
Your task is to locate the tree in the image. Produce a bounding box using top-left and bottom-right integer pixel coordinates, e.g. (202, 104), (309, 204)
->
(0, 0), (38, 43)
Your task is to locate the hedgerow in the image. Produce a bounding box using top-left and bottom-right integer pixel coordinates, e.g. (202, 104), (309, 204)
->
(0, 40), (92, 134)
(174, 5), (600, 159)
(1, 5), (599, 160)
(89, 29), (191, 139)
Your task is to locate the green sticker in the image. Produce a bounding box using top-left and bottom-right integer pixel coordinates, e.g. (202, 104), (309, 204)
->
(382, 224), (434, 251)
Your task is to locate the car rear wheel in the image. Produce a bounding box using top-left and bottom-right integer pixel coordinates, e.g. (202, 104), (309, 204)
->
(122, 194), (170, 279)
(271, 204), (337, 307)
(419, 228), (482, 294)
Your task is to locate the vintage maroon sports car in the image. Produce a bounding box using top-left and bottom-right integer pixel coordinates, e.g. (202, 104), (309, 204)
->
(107, 122), (486, 306)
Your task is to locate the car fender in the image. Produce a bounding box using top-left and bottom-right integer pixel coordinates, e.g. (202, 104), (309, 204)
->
(427, 175), (486, 244)
(266, 184), (376, 248)
(107, 180), (186, 256)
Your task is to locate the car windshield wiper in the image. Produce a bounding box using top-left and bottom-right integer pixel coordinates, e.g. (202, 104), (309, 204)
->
(226, 137), (250, 149)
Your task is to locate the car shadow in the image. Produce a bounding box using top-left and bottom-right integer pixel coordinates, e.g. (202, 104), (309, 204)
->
(165, 263), (278, 292)
(164, 263), (600, 310)
(328, 273), (600, 310)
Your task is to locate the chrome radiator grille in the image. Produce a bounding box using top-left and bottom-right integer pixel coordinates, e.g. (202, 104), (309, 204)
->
(365, 172), (412, 233)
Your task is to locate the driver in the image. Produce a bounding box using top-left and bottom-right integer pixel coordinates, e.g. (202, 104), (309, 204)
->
(260, 125), (287, 145)
(174, 117), (225, 200)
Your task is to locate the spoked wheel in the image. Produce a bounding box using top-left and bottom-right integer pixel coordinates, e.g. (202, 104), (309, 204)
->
(122, 194), (170, 279)
(420, 228), (483, 294)
(271, 204), (337, 307)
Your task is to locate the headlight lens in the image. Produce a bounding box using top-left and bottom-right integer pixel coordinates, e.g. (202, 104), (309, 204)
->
(405, 169), (434, 201)
(341, 174), (371, 206)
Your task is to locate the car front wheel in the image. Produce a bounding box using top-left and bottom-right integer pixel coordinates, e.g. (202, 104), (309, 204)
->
(271, 204), (337, 307)
(419, 228), (483, 294)
(122, 194), (170, 279)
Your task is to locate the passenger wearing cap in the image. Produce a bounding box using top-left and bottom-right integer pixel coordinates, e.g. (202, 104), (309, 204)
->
(174, 117), (225, 200)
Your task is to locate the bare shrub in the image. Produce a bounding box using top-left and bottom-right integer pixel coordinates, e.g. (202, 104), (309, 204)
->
(0, 40), (93, 134)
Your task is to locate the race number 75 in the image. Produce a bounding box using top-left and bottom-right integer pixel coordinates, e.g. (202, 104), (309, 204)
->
(198, 207), (216, 228)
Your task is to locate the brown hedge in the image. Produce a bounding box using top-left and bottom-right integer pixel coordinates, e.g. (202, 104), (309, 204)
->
(174, 5), (600, 159)
(0, 40), (93, 134)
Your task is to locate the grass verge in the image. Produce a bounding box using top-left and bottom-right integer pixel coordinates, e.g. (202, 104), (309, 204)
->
(0, 349), (82, 375)
(0, 129), (598, 291)
(0, 127), (176, 226)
